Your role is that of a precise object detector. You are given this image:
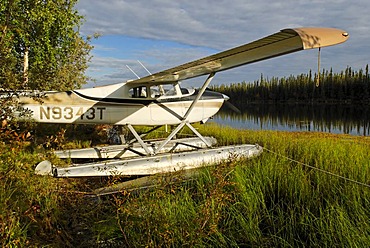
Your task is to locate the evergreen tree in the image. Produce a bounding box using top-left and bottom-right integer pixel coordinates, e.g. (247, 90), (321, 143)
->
(212, 65), (370, 108)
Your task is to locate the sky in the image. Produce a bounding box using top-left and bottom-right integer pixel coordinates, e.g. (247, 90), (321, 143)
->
(75, 0), (370, 88)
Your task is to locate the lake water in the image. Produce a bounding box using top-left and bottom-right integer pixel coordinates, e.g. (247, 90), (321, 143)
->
(210, 104), (370, 136)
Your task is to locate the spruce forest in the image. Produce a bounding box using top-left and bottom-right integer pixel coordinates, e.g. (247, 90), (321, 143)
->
(211, 65), (370, 107)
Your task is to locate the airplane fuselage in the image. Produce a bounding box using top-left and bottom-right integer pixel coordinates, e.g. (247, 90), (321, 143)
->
(15, 82), (227, 125)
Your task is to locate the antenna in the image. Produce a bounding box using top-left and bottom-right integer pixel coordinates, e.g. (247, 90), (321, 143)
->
(137, 60), (152, 75)
(137, 60), (164, 94)
(126, 65), (140, 79)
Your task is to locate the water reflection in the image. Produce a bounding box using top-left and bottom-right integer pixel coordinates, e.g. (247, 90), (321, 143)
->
(211, 104), (370, 136)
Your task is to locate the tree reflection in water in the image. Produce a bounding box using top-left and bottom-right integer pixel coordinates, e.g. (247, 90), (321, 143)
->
(212, 104), (370, 136)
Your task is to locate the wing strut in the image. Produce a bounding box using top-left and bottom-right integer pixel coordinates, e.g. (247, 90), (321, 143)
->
(126, 124), (152, 155)
(183, 72), (216, 120)
(154, 72), (216, 154)
(122, 72), (216, 156)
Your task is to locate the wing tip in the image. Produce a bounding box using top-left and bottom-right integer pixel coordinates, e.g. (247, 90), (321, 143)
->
(282, 27), (349, 49)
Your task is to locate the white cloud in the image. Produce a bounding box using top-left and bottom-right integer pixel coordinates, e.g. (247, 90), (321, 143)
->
(76, 0), (370, 87)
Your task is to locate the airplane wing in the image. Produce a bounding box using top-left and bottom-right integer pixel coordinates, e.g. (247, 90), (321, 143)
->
(128, 27), (348, 85)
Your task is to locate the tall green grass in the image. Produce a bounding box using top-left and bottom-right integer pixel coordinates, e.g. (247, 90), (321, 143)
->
(1, 123), (370, 246)
(89, 124), (370, 247)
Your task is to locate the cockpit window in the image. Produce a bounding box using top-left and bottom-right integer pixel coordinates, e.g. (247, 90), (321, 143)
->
(163, 86), (177, 96)
(150, 85), (161, 98)
(129, 84), (193, 99)
(180, 88), (195, 96)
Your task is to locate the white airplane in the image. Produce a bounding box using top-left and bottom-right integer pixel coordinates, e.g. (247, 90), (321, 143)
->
(14, 27), (348, 159)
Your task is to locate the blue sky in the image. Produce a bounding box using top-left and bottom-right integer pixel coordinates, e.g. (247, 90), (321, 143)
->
(76, 0), (370, 88)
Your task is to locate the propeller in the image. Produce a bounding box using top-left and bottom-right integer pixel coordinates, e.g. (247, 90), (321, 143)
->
(224, 101), (241, 114)
(221, 94), (241, 114)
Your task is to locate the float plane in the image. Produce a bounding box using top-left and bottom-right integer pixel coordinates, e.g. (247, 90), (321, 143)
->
(8, 27), (349, 177)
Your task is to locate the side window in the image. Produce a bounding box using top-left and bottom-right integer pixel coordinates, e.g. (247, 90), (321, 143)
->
(129, 86), (147, 98)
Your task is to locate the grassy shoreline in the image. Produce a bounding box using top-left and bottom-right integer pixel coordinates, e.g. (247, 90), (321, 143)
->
(1, 124), (370, 247)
